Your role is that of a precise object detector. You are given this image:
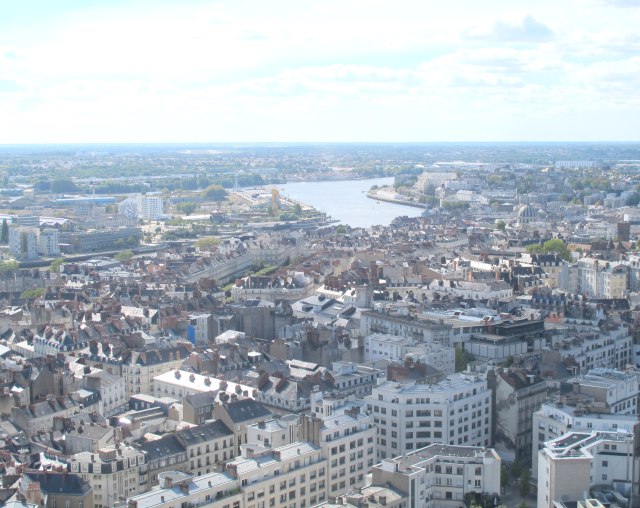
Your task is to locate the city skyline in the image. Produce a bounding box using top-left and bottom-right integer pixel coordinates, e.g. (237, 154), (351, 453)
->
(1, 0), (639, 143)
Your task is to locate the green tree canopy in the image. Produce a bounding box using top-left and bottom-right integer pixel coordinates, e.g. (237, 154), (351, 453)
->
(195, 236), (221, 250)
(0, 260), (18, 272)
(0, 219), (8, 244)
(526, 238), (571, 261)
(20, 288), (44, 299)
(115, 250), (134, 262)
(519, 469), (530, 499)
(202, 184), (227, 202)
(176, 202), (199, 215)
(50, 258), (63, 273)
(50, 178), (77, 193)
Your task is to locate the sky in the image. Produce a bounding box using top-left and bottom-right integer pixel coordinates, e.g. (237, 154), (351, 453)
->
(1, 0), (639, 143)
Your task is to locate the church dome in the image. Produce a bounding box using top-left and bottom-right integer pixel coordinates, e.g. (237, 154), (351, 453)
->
(516, 204), (538, 223)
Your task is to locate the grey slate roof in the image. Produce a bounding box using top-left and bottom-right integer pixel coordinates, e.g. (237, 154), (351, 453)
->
(176, 420), (233, 445)
(223, 399), (271, 423)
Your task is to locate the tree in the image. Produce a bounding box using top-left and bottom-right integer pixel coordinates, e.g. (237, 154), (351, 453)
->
(20, 288), (44, 299)
(519, 469), (530, 499)
(0, 260), (18, 272)
(202, 184), (227, 202)
(500, 464), (509, 494)
(177, 202), (198, 215)
(293, 203), (302, 216)
(50, 258), (63, 273)
(196, 236), (220, 250)
(542, 238), (571, 261)
(526, 238), (571, 261)
(496, 220), (506, 231)
(455, 346), (470, 372)
(626, 192), (640, 206)
(50, 178), (77, 193)
(115, 250), (134, 263)
(0, 219), (8, 244)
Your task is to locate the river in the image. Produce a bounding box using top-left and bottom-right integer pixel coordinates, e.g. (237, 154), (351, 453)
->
(277, 177), (423, 228)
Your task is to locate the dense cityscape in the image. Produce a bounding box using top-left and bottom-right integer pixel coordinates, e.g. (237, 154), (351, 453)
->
(0, 143), (637, 508)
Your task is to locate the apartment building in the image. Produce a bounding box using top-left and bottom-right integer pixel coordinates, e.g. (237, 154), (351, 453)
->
(365, 333), (455, 375)
(365, 372), (492, 460)
(370, 444), (501, 508)
(69, 445), (146, 508)
(488, 368), (548, 463)
(122, 346), (192, 398)
(532, 400), (639, 479)
(8, 226), (38, 259)
(214, 398), (273, 457)
(126, 471), (243, 508)
(547, 322), (633, 374)
(328, 361), (386, 397)
(227, 441), (328, 508)
(176, 420), (235, 477)
(564, 258), (627, 299)
(537, 431), (637, 508)
(153, 369), (254, 402)
(127, 439), (328, 508)
(303, 390), (377, 498)
(247, 413), (300, 449)
(360, 309), (452, 345)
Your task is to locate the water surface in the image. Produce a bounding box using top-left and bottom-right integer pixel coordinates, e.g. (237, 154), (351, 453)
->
(278, 177), (423, 228)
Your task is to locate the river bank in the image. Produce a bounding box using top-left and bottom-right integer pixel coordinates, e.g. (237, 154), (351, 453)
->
(366, 188), (427, 209)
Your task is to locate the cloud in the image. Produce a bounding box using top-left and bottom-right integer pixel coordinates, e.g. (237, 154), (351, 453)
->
(465, 15), (555, 42)
(590, 0), (640, 6)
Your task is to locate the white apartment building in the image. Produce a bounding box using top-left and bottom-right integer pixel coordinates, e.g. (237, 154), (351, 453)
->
(364, 333), (455, 375)
(126, 471), (243, 508)
(244, 389), (377, 500)
(118, 194), (164, 220)
(417, 171), (458, 192)
(537, 431), (637, 508)
(531, 402), (639, 478)
(153, 369), (254, 402)
(549, 323), (633, 373)
(327, 361), (385, 397)
(38, 228), (60, 256)
(83, 369), (127, 417)
(69, 445), (146, 508)
(370, 444), (501, 508)
(9, 226), (38, 259)
(365, 372), (492, 460)
(137, 194), (164, 220)
(228, 441), (329, 508)
(364, 333), (414, 363)
(360, 310), (452, 345)
(118, 346), (191, 398)
(247, 414), (300, 449)
(571, 368), (639, 415)
(127, 439), (329, 508)
(306, 390), (377, 498)
(422, 279), (513, 302)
